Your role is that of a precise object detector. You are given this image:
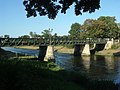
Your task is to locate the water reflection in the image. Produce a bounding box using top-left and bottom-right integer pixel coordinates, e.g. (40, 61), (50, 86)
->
(56, 54), (120, 83)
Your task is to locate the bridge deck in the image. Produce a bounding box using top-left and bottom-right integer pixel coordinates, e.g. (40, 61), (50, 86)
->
(0, 38), (107, 46)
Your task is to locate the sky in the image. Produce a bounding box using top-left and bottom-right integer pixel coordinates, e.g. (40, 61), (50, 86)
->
(0, 0), (120, 37)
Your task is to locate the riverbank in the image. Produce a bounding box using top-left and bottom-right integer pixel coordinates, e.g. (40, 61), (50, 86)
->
(0, 59), (86, 90)
(96, 49), (120, 56)
(0, 49), (85, 90)
(15, 45), (120, 56)
(0, 48), (16, 60)
(15, 46), (74, 54)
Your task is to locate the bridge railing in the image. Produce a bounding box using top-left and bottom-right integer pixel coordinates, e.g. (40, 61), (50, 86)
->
(0, 38), (107, 46)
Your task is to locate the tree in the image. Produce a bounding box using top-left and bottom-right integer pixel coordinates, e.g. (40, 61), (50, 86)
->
(69, 23), (82, 38)
(4, 35), (10, 38)
(82, 16), (120, 38)
(53, 33), (58, 38)
(117, 23), (120, 28)
(41, 29), (52, 38)
(98, 16), (116, 23)
(29, 31), (34, 38)
(19, 35), (30, 38)
(84, 20), (107, 38)
(23, 0), (100, 19)
(82, 19), (94, 30)
(98, 16), (120, 38)
(29, 31), (41, 38)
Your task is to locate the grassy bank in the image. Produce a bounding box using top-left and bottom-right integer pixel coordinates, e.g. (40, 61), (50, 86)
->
(0, 49), (84, 90)
(0, 48), (16, 60)
(0, 59), (85, 90)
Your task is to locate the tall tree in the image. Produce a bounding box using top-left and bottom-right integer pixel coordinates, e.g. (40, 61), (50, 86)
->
(82, 16), (120, 38)
(98, 16), (116, 23)
(84, 20), (107, 38)
(69, 23), (82, 38)
(81, 19), (95, 38)
(98, 16), (120, 38)
(23, 0), (100, 19)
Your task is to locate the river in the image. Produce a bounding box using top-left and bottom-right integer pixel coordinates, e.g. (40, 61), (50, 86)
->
(1, 47), (120, 84)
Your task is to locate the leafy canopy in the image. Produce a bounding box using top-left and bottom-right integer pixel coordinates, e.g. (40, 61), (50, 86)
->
(83, 16), (120, 38)
(69, 23), (82, 38)
(23, 0), (100, 19)
(69, 16), (120, 38)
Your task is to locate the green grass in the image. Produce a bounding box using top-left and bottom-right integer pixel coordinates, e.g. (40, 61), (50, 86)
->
(0, 59), (85, 90)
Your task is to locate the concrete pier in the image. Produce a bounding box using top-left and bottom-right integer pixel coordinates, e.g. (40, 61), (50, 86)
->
(74, 44), (85, 56)
(81, 44), (90, 55)
(44, 45), (55, 61)
(104, 38), (114, 50)
(38, 46), (47, 61)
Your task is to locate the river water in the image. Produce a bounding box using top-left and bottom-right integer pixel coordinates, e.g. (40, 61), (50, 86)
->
(1, 47), (120, 84)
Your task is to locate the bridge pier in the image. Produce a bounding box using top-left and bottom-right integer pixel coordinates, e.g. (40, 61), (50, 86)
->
(38, 46), (47, 61)
(44, 45), (55, 61)
(38, 45), (55, 61)
(74, 44), (85, 56)
(81, 44), (90, 55)
(104, 38), (114, 50)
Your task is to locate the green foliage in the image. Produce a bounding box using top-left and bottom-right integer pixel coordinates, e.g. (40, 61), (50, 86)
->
(69, 23), (83, 38)
(4, 35), (10, 38)
(97, 16), (120, 38)
(70, 16), (120, 39)
(85, 20), (107, 38)
(19, 35), (30, 38)
(0, 59), (85, 90)
(23, 0), (100, 19)
(29, 31), (41, 38)
(29, 31), (34, 38)
(117, 23), (120, 28)
(41, 29), (52, 38)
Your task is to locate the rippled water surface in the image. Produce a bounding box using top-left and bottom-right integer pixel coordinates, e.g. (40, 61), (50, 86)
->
(56, 53), (120, 83)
